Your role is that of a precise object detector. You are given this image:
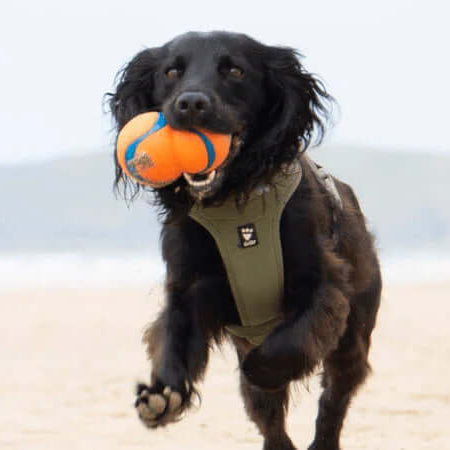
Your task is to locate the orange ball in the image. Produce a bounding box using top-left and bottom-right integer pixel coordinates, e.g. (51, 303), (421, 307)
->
(172, 128), (231, 175)
(116, 112), (231, 188)
(116, 112), (179, 187)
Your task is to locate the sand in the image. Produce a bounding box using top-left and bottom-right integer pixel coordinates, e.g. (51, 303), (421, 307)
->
(1, 282), (449, 449)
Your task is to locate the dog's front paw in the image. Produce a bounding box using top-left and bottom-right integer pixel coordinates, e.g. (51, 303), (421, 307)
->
(135, 383), (184, 428)
(242, 341), (313, 391)
(241, 347), (292, 391)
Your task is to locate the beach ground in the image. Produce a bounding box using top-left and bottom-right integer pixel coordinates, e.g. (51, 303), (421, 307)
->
(1, 282), (449, 449)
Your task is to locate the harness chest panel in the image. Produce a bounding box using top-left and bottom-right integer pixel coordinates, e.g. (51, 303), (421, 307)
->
(189, 164), (302, 345)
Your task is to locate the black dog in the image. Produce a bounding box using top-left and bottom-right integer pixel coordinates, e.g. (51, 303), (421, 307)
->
(108, 31), (381, 450)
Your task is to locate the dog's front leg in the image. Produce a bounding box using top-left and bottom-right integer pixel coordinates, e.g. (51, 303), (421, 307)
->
(135, 289), (209, 428)
(242, 283), (350, 391)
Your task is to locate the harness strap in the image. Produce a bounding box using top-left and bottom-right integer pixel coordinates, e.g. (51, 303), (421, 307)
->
(189, 162), (302, 345)
(305, 157), (343, 245)
(189, 157), (343, 346)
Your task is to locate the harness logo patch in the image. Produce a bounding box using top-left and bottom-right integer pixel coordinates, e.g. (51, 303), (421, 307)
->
(238, 223), (258, 248)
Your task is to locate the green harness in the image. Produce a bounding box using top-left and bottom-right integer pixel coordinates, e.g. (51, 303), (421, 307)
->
(189, 162), (302, 345)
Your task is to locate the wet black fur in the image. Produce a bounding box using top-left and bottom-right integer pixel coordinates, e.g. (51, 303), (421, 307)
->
(107, 31), (381, 450)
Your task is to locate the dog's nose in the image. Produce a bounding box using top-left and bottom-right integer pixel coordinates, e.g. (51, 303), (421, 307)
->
(174, 92), (212, 121)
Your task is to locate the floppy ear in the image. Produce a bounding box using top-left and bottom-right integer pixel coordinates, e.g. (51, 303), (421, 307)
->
(259, 46), (332, 154)
(106, 48), (161, 198)
(108, 47), (161, 130)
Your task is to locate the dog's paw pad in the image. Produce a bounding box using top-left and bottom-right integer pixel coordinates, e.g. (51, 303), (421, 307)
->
(135, 384), (183, 428)
(167, 391), (182, 412)
(147, 394), (166, 415)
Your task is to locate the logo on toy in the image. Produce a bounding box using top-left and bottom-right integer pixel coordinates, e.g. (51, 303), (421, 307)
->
(129, 152), (155, 170)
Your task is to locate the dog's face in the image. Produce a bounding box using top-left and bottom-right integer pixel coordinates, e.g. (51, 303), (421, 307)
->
(156, 32), (266, 134)
(151, 32), (266, 198)
(110, 31), (331, 204)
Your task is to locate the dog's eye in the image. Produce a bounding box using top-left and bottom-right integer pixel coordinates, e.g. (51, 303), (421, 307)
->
(166, 67), (183, 80)
(228, 67), (244, 79)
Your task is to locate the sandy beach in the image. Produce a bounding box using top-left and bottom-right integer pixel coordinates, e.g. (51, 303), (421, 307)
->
(1, 282), (449, 449)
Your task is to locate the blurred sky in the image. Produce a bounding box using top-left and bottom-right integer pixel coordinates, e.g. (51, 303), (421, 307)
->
(1, 0), (449, 165)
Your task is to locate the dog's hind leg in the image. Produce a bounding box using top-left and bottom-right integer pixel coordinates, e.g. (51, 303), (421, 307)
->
(308, 333), (369, 450)
(235, 339), (296, 450)
(308, 278), (381, 450)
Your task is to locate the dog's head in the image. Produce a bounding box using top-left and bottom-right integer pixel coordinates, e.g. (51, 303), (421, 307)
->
(108, 31), (332, 209)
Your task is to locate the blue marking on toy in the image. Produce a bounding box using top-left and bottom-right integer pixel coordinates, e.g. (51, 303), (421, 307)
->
(189, 129), (216, 172)
(124, 113), (167, 182)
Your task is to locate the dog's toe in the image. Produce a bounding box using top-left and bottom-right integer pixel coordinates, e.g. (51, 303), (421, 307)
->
(135, 383), (184, 428)
(147, 394), (167, 415)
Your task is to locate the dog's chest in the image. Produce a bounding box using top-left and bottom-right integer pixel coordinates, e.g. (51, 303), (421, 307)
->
(189, 164), (302, 345)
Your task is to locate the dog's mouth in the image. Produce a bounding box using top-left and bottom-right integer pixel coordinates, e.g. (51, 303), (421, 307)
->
(183, 170), (218, 189)
(182, 132), (244, 200)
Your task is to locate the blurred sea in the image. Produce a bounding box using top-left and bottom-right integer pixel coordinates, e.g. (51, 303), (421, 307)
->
(1, 148), (449, 289)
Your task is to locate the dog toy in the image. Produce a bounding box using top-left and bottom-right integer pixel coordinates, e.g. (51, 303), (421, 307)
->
(116, 112), (231, 187)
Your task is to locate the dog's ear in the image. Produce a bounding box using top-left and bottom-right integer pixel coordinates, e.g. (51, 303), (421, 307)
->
(106, 48), (161, 199)
(260, 46), (332, 153)
(108, 47), (161, 130)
